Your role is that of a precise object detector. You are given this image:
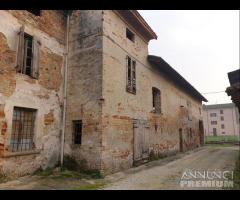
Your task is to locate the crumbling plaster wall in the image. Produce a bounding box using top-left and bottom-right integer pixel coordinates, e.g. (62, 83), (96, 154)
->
(101, 10), (203, 174)
(64, 10), (104, 170)
(0, 10), (65, 177)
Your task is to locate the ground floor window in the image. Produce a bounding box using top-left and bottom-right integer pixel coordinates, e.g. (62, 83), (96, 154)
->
(10, 107), (37, 152)
(73, 120), (82, 145)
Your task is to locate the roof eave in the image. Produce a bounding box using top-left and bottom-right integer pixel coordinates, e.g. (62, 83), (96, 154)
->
(114, 10), (157, 42)
(148, 55), (208, 103)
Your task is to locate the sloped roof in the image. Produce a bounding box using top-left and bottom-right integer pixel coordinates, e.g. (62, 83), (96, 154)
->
(148, 55), (207, 102)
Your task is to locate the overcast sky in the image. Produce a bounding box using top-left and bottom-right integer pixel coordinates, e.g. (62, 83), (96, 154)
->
(138, 10), (239, 105)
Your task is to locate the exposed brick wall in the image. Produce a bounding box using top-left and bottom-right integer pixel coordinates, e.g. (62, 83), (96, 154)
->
(39, 49), (63, 91)
(8, 10), (66, 44)
(0, 10), (65, 177)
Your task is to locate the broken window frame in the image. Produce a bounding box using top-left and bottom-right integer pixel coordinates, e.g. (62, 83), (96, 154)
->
(126, 56), (136, 94)
(126, 28), (135, 42)
(72, 120), (82, 145)
(152, 87), (161, 114)
(10, 107), (37, 152)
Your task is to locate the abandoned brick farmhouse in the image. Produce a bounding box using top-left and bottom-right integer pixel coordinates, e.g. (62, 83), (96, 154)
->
(0, 10), (207, 177)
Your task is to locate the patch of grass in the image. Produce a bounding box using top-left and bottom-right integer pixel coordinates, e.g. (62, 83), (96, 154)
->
(34, 167), (56, 177)
(233, 153), (240, 189)
(33, 156), (103, 180)
(205, 143), (237, 147)
(205, 135), (240, 143)
(71, 182), (105, 190)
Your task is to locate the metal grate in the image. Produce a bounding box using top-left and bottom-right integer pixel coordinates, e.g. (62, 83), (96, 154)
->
(73, 120), (82, 145)
(10, 107), (36, 152)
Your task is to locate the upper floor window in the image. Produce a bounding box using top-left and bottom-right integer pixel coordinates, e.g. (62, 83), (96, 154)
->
(221, 124), (225, 129)
(221, 116), (224, 121)
(16, 26), (40, 79)
(210, 113), (217, 117)
(152, 87), (161, 114)
(187, 101), (192, 121)
(211, 121), (217, 125)
(220, 109), (224, 114)
(27, 10), (41, 16)
(126, 56), (136, 94)
(126, 28), (135, 42)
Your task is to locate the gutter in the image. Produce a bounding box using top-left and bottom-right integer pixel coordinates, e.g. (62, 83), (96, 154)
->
(60, 11), (71, 166)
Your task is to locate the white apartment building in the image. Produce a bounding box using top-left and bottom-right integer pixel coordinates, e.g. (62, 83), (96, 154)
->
(203, 103), (240, 136)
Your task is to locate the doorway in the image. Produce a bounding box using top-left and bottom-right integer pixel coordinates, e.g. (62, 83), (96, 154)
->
(133, 119), (150, 164)
(179, 128), (183, 152)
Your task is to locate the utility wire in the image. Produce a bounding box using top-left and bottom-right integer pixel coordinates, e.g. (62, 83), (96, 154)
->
(202, 91), (225, 94)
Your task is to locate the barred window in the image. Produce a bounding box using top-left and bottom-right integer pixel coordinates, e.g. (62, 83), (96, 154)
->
(126, 56), (136, 94)
(73, 120), (82, 145)
(10, 107), (37, 152)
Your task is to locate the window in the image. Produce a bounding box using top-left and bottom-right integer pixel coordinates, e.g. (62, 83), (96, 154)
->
(126, 28), (135, 42)
(211, 121), (217, 125)
(126, 56), (136, 94)
(10, 107), (37, 152)
(213, 128), (217, 136)
(221, 124), (225, 129)
(210, 113), (217, 117)
(189, 128), (193, 143)
(16, 26), (40, 79)
(222, 132), (225, 134)
(220, 110), (224, 114)
(73, 120), (82, 145)
(187, 101), (192, 121)
(152, 87), (161, 114)
(27, 10), (41, 16)
(221, 116), (224, 121)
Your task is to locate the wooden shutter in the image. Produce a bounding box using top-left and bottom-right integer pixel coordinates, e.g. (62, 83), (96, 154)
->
(16, 26), (25, 73)
(132, 60), (136, 93)
(32, 36), (40, 79)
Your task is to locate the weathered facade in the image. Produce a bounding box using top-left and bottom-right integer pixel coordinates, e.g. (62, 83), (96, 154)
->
(0, 10), (207, 177)
(0, 10), (66, 177)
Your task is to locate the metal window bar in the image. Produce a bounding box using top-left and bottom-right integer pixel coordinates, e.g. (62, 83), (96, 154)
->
(10, 107), (36, 152)
(73, 120), (82, 145)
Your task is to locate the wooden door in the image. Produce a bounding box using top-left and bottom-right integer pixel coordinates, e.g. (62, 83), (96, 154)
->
(133, 119), (150, 162)
(179, 128), (183, 152)
(199, 120), (204, 146)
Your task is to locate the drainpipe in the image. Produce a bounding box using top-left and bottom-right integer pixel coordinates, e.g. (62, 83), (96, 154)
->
(60, 11), (70, 166)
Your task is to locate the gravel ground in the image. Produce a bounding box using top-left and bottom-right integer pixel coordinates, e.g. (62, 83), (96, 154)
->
(0, 145), (238, 190)
(103, 145), (239, 190)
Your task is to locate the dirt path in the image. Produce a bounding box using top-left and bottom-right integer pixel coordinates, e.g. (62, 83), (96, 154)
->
(0, 145), (238, 190)
(103, 145), (239, 190)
